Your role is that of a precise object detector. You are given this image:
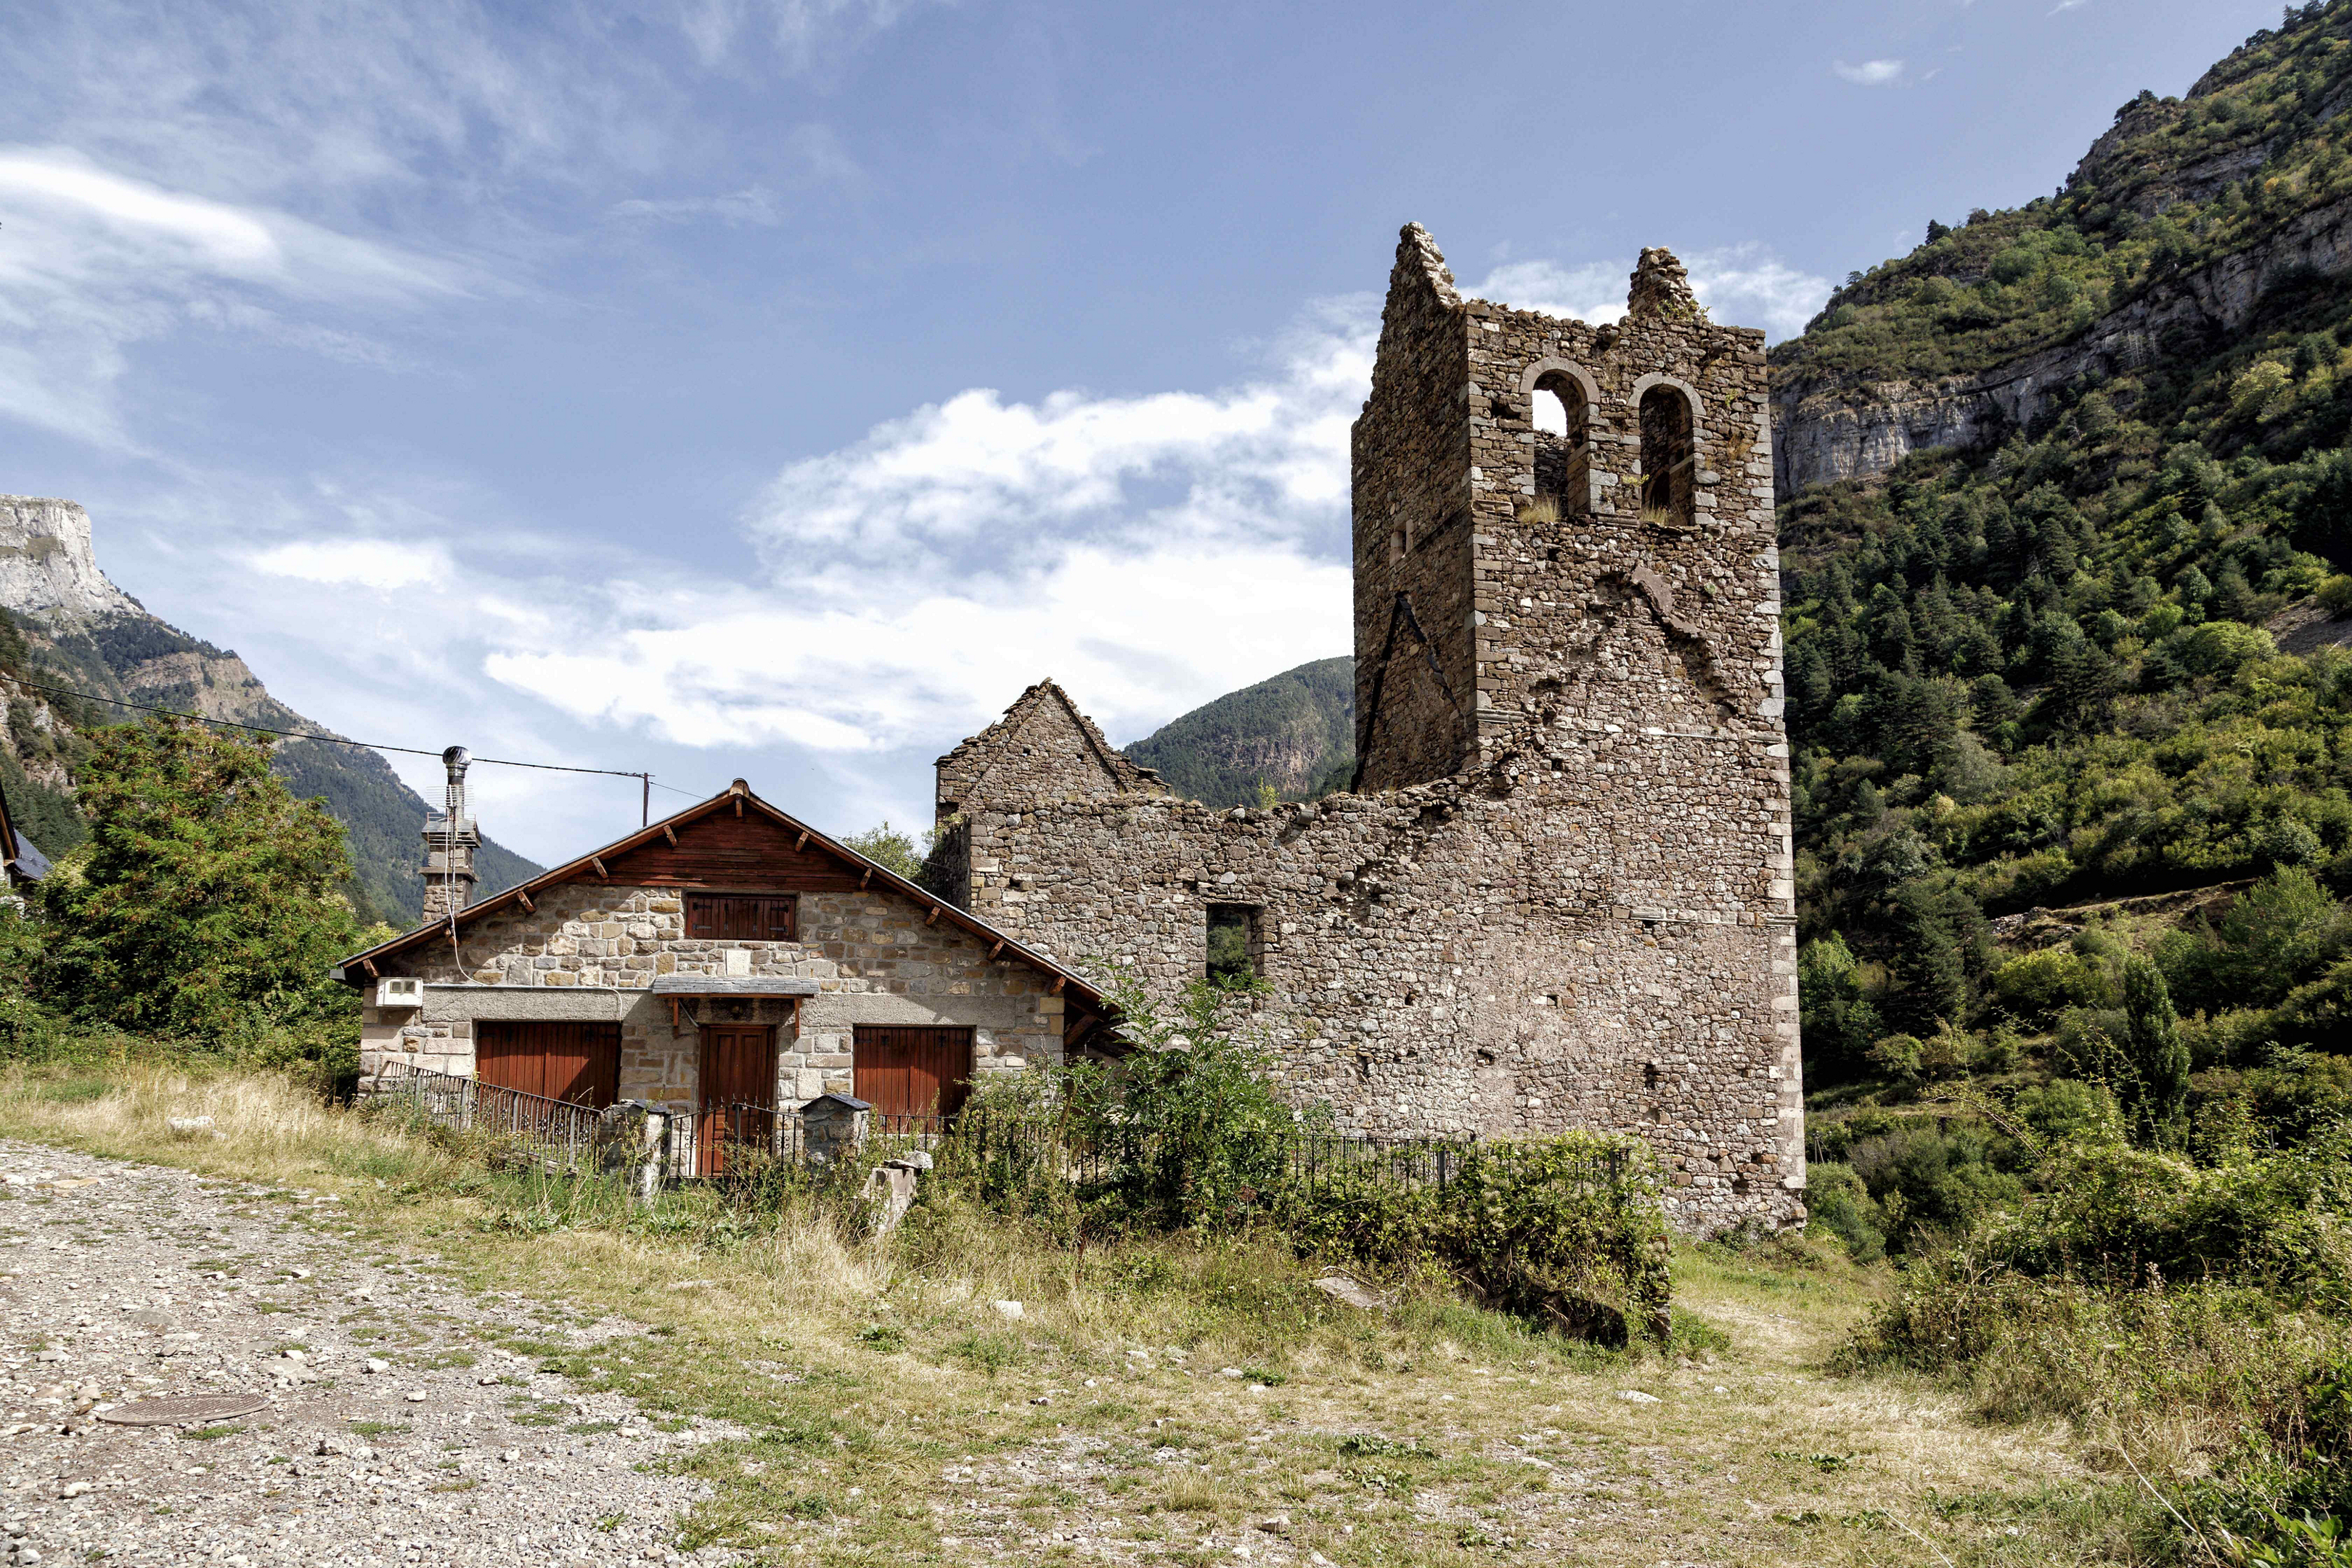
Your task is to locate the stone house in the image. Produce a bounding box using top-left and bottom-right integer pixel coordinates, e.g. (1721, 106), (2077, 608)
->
(921, 227), (1804, 1233)
(335, 761), (1111, 1167)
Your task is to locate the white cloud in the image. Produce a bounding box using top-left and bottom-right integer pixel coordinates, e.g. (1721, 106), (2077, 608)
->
(1684, 246), (1836, 341)
(1466, 248), (1829, 343)
(608, 187), (790, 226)
(252, 539), (453, 590)
(1833, 59), (1906, 86)
(0, 147), (465, 446)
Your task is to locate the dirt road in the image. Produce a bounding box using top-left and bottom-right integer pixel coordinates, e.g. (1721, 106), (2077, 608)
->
(0, 1139), (740, 1567)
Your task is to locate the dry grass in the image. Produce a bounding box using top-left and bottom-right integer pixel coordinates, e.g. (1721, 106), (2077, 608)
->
(0, 1061), (2171, 1566)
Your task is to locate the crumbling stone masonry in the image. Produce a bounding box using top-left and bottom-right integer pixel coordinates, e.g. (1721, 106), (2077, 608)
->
(927, 226), (1801, 1233)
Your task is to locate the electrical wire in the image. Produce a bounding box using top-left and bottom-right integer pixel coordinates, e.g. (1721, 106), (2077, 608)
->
(6, 675), (677, 785)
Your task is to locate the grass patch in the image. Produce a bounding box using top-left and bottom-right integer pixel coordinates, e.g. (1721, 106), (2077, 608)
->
(0, 1058), (2149, 1567)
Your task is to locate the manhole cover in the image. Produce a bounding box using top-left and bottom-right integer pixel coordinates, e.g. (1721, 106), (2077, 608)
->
(97, 1393), (268, 1427)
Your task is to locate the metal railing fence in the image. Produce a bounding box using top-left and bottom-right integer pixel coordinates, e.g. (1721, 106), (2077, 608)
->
(373, 1063), (1636, 1206)
(374, 1061), (625, 1172)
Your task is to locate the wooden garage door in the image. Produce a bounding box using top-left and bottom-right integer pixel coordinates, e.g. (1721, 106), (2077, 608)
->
(475, 1021), (621, 1108)
(854, 1026), (973, 1119)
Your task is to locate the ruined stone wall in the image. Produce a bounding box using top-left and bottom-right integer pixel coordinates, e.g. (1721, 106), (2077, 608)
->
(1352, 229), (1475, 793)
(957, 729), (1799, 1233)
(357, 879), (1063, 1118)
(934, 679), (1161, 824)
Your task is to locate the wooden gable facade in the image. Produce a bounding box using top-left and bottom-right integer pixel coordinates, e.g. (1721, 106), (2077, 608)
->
(338, 780), (1112, 1161)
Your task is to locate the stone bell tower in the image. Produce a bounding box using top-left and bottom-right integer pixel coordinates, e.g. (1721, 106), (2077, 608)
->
(1349, 224), (1784, 793)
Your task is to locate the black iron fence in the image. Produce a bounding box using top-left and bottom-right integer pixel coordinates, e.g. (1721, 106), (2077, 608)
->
(375, 1063), (1637, 1209)
(374, 1061), (629, 1172)
(663, 1105), (953, 1180)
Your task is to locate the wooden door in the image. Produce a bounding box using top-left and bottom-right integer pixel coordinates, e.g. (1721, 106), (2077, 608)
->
(475, 1021), (619, 1107)
(697, 1024), (777, 1176)
(853, 1025), (973, 1121)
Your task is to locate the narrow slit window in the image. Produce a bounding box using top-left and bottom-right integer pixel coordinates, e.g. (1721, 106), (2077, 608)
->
(1206, 903), (1259, 985)
(1638, 384), (1696, 528)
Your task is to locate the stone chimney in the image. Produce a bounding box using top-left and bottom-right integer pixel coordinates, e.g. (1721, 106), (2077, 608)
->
(420, 745), (478, 925)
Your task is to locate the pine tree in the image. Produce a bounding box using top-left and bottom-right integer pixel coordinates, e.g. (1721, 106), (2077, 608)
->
(2122, 956), (2189, 1149)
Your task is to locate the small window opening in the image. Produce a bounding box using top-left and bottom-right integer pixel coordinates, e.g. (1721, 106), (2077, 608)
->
(1206, 903), (1260, 986)
(1638, 384), (1696, 529)
(1531, 372), (1589, 519)
(686, 891), (797, 941)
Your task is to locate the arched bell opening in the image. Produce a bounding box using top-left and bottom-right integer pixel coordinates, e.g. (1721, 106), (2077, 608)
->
(1638, 383), (1696, 530)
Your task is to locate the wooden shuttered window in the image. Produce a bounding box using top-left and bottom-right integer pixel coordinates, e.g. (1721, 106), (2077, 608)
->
(475, 1021), (621, 1108)
(685, 892), (797, 942)
(853, 1025), (973, 1119)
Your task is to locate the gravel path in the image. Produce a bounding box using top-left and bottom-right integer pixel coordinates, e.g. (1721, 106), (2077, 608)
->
(0, 1139), (743, 1567)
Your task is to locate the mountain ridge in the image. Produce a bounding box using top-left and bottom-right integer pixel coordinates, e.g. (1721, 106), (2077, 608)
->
(0, 497), (540, 923)
(1122, 657), (1355, 807)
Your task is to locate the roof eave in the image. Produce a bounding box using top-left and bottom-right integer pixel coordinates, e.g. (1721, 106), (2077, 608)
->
(332, 785), (1107, 1013)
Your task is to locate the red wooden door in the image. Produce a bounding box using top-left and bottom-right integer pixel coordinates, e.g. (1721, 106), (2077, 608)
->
(853, 1026), (973, 1120)
(475, 1022), (619, 1107)
(698, 1024), (777, 1175)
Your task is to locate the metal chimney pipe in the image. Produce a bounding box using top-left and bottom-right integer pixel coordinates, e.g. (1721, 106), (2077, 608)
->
(444, 745), (470, 822)
(420, 745), (481, 927)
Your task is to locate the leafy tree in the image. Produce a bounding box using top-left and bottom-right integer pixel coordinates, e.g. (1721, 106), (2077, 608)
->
(39, 719), (362, 1040)
(841, 820), (934, 881)
(2122, 957), (2189, 1149)
(41, 724), (364, 1043)
(1798, 933), (1882, 1077)
(2160, 866), (2351, 1012)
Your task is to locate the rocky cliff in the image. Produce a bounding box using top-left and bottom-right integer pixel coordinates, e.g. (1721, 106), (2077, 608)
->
(1772, 16), (2352, 493)
(0, 497), (539, 923)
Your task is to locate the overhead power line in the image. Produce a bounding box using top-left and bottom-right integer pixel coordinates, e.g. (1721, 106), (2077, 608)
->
(4, 675), (698, 822)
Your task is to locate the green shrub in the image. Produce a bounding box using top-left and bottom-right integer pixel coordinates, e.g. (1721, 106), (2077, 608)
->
(1800, 1161), (1887, 1263)
(1990, 947), (2116, 1021)
(1972, 1132), (2352, 1296)
(1277, 1134), (1670, 1346)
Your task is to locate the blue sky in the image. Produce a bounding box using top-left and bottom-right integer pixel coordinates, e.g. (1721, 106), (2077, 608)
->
(0, 0), (2284, 865)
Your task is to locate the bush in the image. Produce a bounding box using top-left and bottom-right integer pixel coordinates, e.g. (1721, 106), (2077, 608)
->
(923, 973), (1675, 1345)
(1800, 1161), (1888, 1262)
(1972, 1134), (2352, 1296)
(1990, 947), (2116, 1021)
(1278, 1135), (1670, 1346)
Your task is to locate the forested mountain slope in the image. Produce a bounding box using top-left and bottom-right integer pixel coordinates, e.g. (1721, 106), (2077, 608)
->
(1123, 657), (1355, 806)
(0, 498), (539, 924)
(1773, 1), (2352, 1110)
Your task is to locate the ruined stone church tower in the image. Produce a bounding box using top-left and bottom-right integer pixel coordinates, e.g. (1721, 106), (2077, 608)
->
(928, 226), (1802, 1233)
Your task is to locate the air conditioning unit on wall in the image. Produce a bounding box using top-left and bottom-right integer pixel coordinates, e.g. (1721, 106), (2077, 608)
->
(375, 976), (424, 1010)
